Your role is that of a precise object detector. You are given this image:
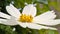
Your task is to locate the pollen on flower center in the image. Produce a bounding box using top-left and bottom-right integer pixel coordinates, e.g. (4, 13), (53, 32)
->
(18, 14), (33, 22)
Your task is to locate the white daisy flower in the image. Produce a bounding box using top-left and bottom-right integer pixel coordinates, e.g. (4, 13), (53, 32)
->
(0, 4), (60, 30)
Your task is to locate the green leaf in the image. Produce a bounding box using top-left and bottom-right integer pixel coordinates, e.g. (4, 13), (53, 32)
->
(47, 30), (59, 34)
(0, 24), (17, 34)
(38, 29), (46, 34)
(30, 29), (39, 34)
(38, 29), (59, 34)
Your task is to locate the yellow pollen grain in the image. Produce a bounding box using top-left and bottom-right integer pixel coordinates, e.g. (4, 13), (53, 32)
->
(18, 14), (33, 22)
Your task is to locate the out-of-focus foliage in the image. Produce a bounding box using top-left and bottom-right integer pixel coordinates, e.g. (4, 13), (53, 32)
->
(0, 0), (59, 34)
(36, 3), (49, 15)
(39, 29), (59, 34)
(48, 0), (60, 11)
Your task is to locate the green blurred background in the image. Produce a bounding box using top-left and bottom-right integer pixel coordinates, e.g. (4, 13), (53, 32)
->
(0, 0), (60, 34)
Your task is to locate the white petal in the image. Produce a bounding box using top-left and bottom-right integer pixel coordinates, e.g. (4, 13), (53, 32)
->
(1, 20), (18, 26)
(0, 19), (7, 21)
(0, 12), (11, 19)
(0, 20), (1, 23)
(1, 17), (18, 25)
(34, 10), (56, 20)
(6, 4), (21, 18)
(0, 19), (7, 23)
(39, 25), (57, 30)
(22, 4), (36, 17)
(27, 23), (42, 30)
(27, 23), (57, 30)
(34, 19), (60, 26)
(17, 22), (27, 28)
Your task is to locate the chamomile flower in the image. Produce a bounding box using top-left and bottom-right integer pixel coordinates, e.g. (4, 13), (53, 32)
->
(0, 4), (60, 30)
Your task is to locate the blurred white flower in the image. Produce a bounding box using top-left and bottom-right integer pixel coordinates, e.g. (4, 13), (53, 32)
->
(12, 28), (16, 31)
(0, 4), (60, 30)
(25, 2), (28, 5)
(11, 1), (14, 4)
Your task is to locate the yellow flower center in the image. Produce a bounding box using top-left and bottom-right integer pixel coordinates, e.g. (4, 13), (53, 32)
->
(18, 14), (33, 22)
